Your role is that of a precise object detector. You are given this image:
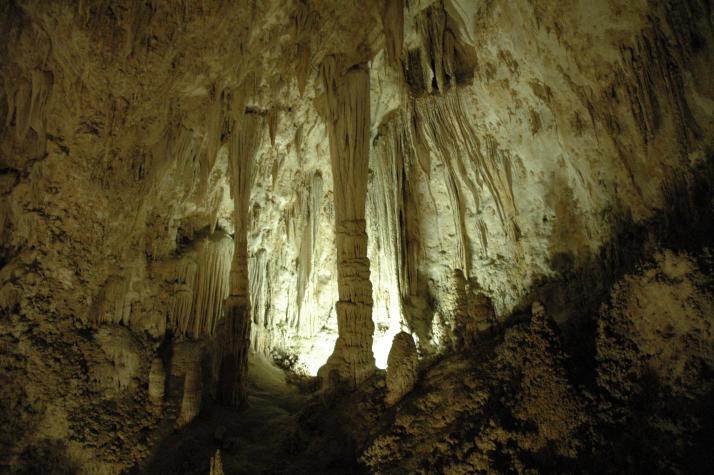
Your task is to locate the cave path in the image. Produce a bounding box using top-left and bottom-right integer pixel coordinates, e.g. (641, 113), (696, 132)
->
(223, 352), (310, 471)
(143, 353), (309, 474)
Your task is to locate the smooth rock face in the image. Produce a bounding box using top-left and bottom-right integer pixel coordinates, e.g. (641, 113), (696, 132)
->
(0, 0), (713, 472)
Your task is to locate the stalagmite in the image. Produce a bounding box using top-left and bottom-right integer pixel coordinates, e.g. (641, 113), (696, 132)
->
(209, 449), (224, 475)
(177, 363), (202, 428)
(218, 109), (264, 406)
(385, 332), (418, 406)
(147, 357), (166, 407)
(318, 56), (376, 388)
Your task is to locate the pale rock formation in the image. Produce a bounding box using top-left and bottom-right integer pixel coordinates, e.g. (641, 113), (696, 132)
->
(92, 326), (142, 395)
(147, 357), (166, 407)
(209, 449), (224, 475)
(318, 57), (376, 388)
(531, 301), (546, 321)
(153, 231), (234, 339)
(177, 362), (202, 428)
(219, 110), (264, 407)
(385, 332), (418, 406)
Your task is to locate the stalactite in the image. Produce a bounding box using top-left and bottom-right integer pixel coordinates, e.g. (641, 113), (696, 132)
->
(267, 106), (279, 148)
(381, 0), (404, 67)
(385, 332), (418, 406)
(167, 259), (197, 334)
(92, 275), (136, 327)
(190, 235), (233, 337)
(405, 1), (475, 96)
(618, 19), (701, 149)
(293, 0), (316, 96)
(415, 91), (519, 259)
(163, 233), (233, 339)
(219, 109), (264, 406)
(249, 249), (271, 353)
(148, 123), (201, 199)
(318, 56), (375, 388)
(177, 363), (202, 427)
(206, 84), (226, 175)
(417, 4), (447, 94)
(5, 70), (52, 148)
(147, 232), (234, 339)
(368, 116), (411, 336)
(296, 172), (322, 326)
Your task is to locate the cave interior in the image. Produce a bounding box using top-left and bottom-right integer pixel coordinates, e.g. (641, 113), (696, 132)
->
(1, 0), (714, 474)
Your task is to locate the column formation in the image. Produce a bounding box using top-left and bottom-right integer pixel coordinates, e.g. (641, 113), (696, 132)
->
(218, 108), (263, 406)
(318, 56), (376, 388)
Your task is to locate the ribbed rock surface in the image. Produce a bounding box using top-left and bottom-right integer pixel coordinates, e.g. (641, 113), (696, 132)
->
(317, 59), (376, 388)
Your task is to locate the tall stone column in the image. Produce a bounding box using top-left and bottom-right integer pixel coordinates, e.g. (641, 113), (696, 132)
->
(218, 108), (263, 406)
(318, 56), (376, 388)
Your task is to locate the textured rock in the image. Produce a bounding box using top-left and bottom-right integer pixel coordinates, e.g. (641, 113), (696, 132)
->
(219, 110), (264, 407)
(177, 363), (202, 428)
(0, 0), (713, 472)
(209, 449), (224, 475)
(596, 250), (714, 401)
(147, 357), (166, 407)
(385, 332), (418, 406)
(318, 58), (376, 388)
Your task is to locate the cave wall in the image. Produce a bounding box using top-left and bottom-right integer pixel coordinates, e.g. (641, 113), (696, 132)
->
(249, 0), (714, 364)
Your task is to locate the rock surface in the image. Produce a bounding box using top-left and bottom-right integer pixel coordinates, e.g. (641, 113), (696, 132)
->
(385, 331), (418, 406)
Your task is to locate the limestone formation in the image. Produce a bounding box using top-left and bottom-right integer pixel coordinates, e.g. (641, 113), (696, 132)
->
(209, 449), (224, 475)
(1, 0), (713, 473)
(177, 363), (202, 428)
(318, 57), (376, 388)
(385, 332), (418, 406)
(218, 110), (264, 407)
(147, 357), (166, 407)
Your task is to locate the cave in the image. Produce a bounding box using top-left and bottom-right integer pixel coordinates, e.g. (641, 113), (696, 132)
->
(1, 1), (714, 474)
